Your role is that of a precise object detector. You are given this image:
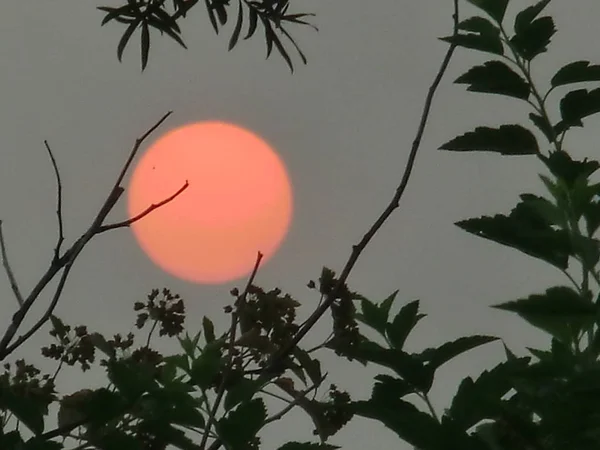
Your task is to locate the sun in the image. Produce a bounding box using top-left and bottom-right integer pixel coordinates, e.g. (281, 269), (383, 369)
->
(127, 121), (293, 284)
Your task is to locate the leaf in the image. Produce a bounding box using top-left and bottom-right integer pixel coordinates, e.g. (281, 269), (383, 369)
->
(385, 300), (424, 350)
(514, 0), (551, 34)
(205, 0), (219, 34)
(558, 87), (600, 129)
(117, 21), (139, 62)
(528, 112), (555, 142)
(177, 330), (202, 358)
(455, 199), (573, 270)
(88, 332), (116, 359)
(0, 383), (46, 434)
(455, 60), (530, 100)
(440, 125), (539, 155)
(98, 5), (137, 26)
(228, 0), (243, 50)
(223, 377), (263, 410)
(202, 317), (216, 344)
(458, 16), (500, 37)
(140, 22), (150, 70)
(518, 193), (566, 228)
(466, 0), (509, 23)
(359, 298), (387, 336)
(371, 374), (414, 401)
(292, 348), (322, 386)
(538, 150), (600, 188)
(511, 15), (556, 60)
(439, 33), (504, 56)
(492, 286), (598, 343)
(216, 399), (267, 450)
(245, 6), (258, 39)
(551, 60), (600, 88)
(107, 359), (157, 400)
(190, 342), (223, 389)
(416, 335), (499, 372)
(277, 443), (340, 450)
(447, 357), (531, 430)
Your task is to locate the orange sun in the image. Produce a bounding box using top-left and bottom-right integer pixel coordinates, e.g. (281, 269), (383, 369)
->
(127, 121), (293, 284)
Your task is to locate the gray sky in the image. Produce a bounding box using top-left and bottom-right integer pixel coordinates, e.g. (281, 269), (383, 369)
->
(0, 1), (598, 448)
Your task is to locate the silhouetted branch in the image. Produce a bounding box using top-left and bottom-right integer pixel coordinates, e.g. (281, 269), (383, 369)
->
(0, 221), (24, 307)
(0, 111), (175, 361)
(98, 180), (189, 233)
(44, 140), (65, 261)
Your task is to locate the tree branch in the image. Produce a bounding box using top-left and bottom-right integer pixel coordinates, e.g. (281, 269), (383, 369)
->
(44, 140), (65, 261)
(0, 221), (24, 307)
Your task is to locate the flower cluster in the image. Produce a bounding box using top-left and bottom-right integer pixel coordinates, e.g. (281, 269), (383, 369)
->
(134, 288), (185, 337)
(41, 317), (96, 371)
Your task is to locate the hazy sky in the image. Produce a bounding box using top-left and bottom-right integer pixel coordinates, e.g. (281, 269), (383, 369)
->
(0, 1), (598, 448)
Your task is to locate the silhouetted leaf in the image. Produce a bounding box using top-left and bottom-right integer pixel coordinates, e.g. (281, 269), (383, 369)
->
(416, 335), (499, 372)
(202, 316), (215, 343)
(277, 443), (340, 450)
(358, 298), (387, 336)
(467, 0), (509, 23)
(510, 16), (555, 60)
(98, 5), (137, 26)
(216, 399), (266, 450)
(117, 21), (139, 62)
(514, 0), (551, 34)
(492, 286), (598, 343)
(439, 33), (504, 56)
(519, 193), (565, 228)
(245, 6), (258, 39)
(190, 342), (223, 389)
(293, 348), (322, 386)
(386, 300), (425, 351)
(140, 21), (150, 70)
(455, 199), (573, 269)
(107, 359), (156, 401)
(0, 383), (46, 435)
(228, 0), (243, 50)
(223, 377), (263, 411)
(440, 125), (539, 155)
(551, 60), (600, 88)
(205, 0), (219, 33)
(539, 150), (600, 188)
(458, 16), (500, 38)
(371, 374), (414, 401)
(558, 87), (600, 129)
(455, 61), (530, 99)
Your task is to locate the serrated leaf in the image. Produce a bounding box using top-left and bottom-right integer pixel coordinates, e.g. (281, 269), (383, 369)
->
(386, 300), (424, 350)
(0, 383), (46, 435)
(514, 0), (551, 34)
(551, 60), (600, 88)
(190, 342), (222, 389)
(371, 374), (414, 401)
(216, 399), (267, 450)
(440, 125), (539, 155)
(228, 0), (243, 50)
(416, 335), (499, 372)
(559, 87), (600, 129)
(223, 377), (262, 410)
(89, 332), (116, 359)
(510, 16), (556, 60)
(107, 359), (157, 400)
(455, 60), (530, 99)
(466, 0), (509, 23)
(380, 290), (398, 321)
(492, 286), (598, 343)
(439, 33), (504, 56)
(456, 210), (573, 270)
(519, 193), (566, 228)
(359, 298), (387, 336)
(202, 316), (216, 343)
(458, 16), (500, 37)
(539, 150), (600, 188)
(293, 348), (322, 386)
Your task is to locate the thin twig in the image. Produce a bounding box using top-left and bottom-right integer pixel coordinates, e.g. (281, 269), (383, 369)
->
(0, 221), (24, 307)
(206, 2), (461, 448)
(262, 377), (324, 426)
(0, 112), (176, 361)
(44, 140), (65, 261)
(97, 181), (189, 233)
(200, 251), (263, 450)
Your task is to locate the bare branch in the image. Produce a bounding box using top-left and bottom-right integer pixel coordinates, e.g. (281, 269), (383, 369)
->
(200, 251), (264, 450)
(0, 111), (174, 361)
(44, 140), (65, 261)
(97, 181), (189, 233)
(0, 221), (24, 307)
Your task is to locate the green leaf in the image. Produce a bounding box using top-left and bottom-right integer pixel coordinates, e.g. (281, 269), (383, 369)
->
(466, 0), (509, 23)
(416, 335), (499, 372)
(492, 286), (598, 343)
(558, 87), (600, 129)
(514, 0), (551, 34)
(228, 0), (243, 50)
(439, 33), (504, 56)
(455, 199), (573, 270)
(190, 342), (223, 389)
(371, 374), (414, 401)
(458, 16), (500, 37)
(216, 398), (267, 450)
(447, 357), (531, 430)
(385, 300), (424, 350)
(510, 16), (555, 60)
(277, 443), (340, 450)
(359, 298), (387, 336)
(439, 125), (539, 155)
(519, 193), (566, 228)
(528, 112), (555, 142)
(552, 60), (600, 88)
(202, 317), (216, 344)
(455, 61), (530, 100)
